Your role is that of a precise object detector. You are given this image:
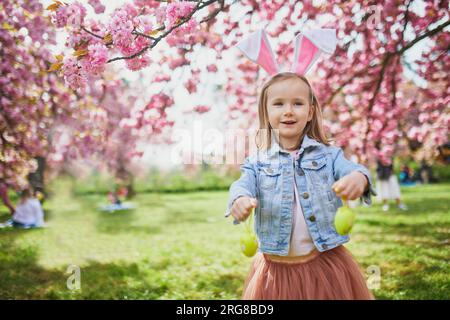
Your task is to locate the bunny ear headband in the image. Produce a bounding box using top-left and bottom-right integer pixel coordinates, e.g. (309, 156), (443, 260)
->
(236, 28), (337, 77)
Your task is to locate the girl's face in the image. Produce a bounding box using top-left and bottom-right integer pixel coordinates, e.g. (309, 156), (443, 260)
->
(266, 77), (313, 150)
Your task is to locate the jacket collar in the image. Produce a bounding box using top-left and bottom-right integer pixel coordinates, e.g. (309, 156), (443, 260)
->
(267, 134), (321, 157)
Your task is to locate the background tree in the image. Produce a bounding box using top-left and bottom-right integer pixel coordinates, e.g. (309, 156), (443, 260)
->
(47, 0), (449, 166)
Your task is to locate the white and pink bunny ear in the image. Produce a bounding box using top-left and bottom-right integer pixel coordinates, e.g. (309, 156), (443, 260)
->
(236, 29), (280, 76)
(291, 29), (337, 75)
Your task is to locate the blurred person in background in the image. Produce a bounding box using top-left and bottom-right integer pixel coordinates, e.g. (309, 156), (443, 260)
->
(376, 159), (408, 212)
(0, 187), (45, 229)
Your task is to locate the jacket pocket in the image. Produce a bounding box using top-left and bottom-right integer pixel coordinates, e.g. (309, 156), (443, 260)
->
(258, 166), (282, 190)
(300, 156), (330, 187)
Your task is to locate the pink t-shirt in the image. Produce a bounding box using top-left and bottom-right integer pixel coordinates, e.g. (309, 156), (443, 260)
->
(287, 149), (315, 256)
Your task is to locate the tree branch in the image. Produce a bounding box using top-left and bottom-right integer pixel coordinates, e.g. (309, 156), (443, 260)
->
(397, 19), (450, 55)
(200, 0), (225, 24)
(81, 26), (103, 39)
(107, 0), (222, 63)
(360, 54), (392, 155)
(325, 18), (449, 107)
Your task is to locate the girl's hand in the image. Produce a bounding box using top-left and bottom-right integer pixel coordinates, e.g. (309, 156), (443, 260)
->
(231, 196), (258, 222)
(332, 171), (368, 200)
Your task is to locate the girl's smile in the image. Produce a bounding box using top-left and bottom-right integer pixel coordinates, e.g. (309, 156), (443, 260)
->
(280, 120), (297, 125)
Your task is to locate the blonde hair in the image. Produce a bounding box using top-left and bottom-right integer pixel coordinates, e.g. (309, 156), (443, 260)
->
(255, 72), (331, 150)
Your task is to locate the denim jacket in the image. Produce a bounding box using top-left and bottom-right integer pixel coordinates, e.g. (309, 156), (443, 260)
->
(225, 135), (377, 255)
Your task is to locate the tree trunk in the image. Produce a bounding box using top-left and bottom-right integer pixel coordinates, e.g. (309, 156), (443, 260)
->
(28, 156), (46, 198)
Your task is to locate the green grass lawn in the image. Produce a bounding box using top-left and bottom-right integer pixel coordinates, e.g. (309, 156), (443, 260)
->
(0, 180), (449, 299)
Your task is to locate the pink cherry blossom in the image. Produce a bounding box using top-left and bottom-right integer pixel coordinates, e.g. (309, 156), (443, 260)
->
(82, 43), (109, 74)
(107, 7), (135, 50)
(62, 56), (87, 90)
(165, 1), (196, 29)
(193, 105), (211, 114)
(88, 0), (105, 14)
(206, 64), (218, 73)
(53, 1), (86, 28)
(125, 54), (151, 71)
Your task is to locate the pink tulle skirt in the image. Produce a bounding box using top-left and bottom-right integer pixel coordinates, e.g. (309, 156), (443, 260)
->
(242, 245), (374, 300)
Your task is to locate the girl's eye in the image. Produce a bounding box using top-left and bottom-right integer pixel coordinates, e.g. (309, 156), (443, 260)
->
(271, 102), (303, 107)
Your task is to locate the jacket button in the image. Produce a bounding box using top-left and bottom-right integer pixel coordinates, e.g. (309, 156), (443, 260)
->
(302, 192), (309, 199)
(312, 161), (318, 166)
(309, 215), (316, 222)
(322, 244), (328, 250)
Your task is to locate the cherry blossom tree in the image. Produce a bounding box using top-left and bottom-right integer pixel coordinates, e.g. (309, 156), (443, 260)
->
(2, 0), (447, 195)
(0, 0), (152, 193)
(46, 0), (449, 166)
(1, 0), (71, 190)
(314, 0), (449, 165)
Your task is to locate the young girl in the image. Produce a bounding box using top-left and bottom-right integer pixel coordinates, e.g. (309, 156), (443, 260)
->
(225, 29), (377, 300)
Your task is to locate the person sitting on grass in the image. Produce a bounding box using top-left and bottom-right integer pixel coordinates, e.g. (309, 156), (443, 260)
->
(0, 188), (45, 229)
(108, 190), (122, 205)
(399, 164), (416, 186)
